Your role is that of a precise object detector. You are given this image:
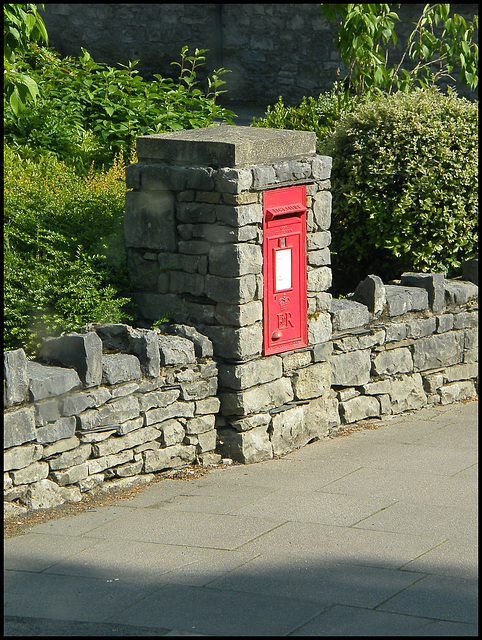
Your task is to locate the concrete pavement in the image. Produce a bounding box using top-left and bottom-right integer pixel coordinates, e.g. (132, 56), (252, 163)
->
(4, 400), (478, 636)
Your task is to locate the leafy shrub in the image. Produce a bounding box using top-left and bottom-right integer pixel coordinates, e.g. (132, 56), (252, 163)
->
(252, 90), (355, 149)
(4, 44), (235, 174)
(4, 145), (135, 355)
(321, 87), (478, 295)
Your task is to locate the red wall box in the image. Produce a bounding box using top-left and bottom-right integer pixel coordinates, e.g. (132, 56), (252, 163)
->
(263, 185), (307, 355)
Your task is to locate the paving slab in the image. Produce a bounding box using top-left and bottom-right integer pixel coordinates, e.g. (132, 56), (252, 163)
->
(353, 501), (477, 539)
(400, 538), (478, 580)
(377, 574), (478, 624)
(289, 604), (475, 636)
(205, 555), (424, 608)
(81, 508), (287, 550)
(4, 400), (478, 636)
(108, 584), (327, 636)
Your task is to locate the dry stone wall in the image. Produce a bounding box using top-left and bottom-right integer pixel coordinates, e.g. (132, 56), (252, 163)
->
(4, 324), (221, 518)
(328, 274), (478, 428)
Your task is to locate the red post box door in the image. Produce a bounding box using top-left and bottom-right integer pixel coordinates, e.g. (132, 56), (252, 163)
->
(263, 186), (307, 355)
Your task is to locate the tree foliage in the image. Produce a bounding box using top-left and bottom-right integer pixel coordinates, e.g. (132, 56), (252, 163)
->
(321, 3), (478, 106)
(4, 3), (48, 115)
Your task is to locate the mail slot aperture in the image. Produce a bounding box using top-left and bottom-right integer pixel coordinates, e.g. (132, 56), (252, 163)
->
(263, 185), (307, 355)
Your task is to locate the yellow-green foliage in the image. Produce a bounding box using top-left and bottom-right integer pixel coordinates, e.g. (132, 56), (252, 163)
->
(4, 146), (136, 355)
(321, 88), (478, 294)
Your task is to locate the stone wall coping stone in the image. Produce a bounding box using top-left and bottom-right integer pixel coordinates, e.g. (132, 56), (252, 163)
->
(136, 125), (317, 167)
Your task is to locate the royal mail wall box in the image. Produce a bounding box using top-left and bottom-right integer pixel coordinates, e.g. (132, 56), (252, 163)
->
(263, 185), (307, 355)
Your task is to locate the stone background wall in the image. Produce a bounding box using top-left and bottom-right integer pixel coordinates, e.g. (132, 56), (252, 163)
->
(38, 3), (479, 106)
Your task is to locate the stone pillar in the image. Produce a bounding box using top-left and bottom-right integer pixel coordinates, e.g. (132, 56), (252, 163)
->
(124, 125), (336, 462)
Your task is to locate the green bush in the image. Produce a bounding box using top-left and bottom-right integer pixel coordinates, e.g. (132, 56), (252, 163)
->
(4, 44), (235, 174)
(251, 90), (353, 149)
(4, 145), (135, 355)
(321, 87), (478, 295)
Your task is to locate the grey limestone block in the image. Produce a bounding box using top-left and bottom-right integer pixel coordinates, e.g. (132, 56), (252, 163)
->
(42, 436), (80, 458)
(195, 428), (217, 453)
(307, 248), (331, 267)
(331, 349), (371, 387)
(218, 357), (282, 391)
(184, 415), (216, 435)
(251, 165), (277, 188)
(453, 310), (478, 330)
(4, 348), (29, 407)
(215, 167), (253, 193)
(270, 404), (310, 456)
(208, 243), (263, 277)
(307, 230), (331, 251)
(214, 300), (262, 327)
(176, 201), (216, 224)
(412, 331), (465, 371)
(351, 275), (386, 315)
(307, 266), (332, 292)
(91, 425), (160, 458)
(291, 361), (331, 400)
(167, 324), (214, 358)
(405, 317), (437, 339)
(401, 272), (445, 313)
(102, 353), (142, 385)
(27, 361), (81, 401)
(48, 443), (92, 471)
(143, 444), (197, 472)
(158, 419), (185, 446)
(20, 478), (67, 509)
(128, 328), (161, 378)
(312, 190), (332, 230)
(170, 270), (205, 296)
(389, 373), (427, 413)
(384, 285), (429, 316)
(38, 331), (103, 387)
(143, 401), (195, 426)
(311, 155), (332, 180)
(439, 380), (476, 404)
(111, 459), (144, 478)
(339, 395), (380, 424)
(385, 322), (408, 342)
(371, 347), (413, 376)
(216, 203), (263, 227)
(77, 395), (140, 431)
(330, 298), (370, 331)
(124, 190), (177, 251)
(216, 425), (273, 464)
(87, 450), (134, 475)
(204, 274), (257, 305)
(4, 443), (43, 472)
(34, 398), (60, 426)
(444, 279), (478, 305)
(184, 166), (216, 191)
(461, 256), (478, 285)
(36, 416), (77, 444)
(218, 377), (294, 416)
(229, 413), (271, 433)
(158, 334), (196, 365)
(136, 126), (316, 167)
(11, 461), (49, 485)
(201, 323), (263, 361)
(308, 311), (332, 344)
(49, 462), (90, 486)
(4, 406), (36, 449)
(137, 388), (181, 412)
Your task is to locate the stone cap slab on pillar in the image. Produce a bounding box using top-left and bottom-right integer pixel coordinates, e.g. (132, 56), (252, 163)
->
(136, 125), (317, 167)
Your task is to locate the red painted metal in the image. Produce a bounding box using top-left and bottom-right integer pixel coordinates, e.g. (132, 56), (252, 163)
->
(263, 185), (307, 355)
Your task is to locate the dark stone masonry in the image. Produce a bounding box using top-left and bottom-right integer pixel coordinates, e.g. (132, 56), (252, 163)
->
(4, 125), (478, 516)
